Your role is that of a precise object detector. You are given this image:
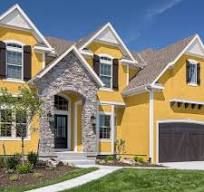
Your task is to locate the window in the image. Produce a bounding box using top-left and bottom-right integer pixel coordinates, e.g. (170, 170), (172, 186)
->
(54, 95), (69, 111)
(0, 109), (27, 139)
(0, 109), (12, 137)
(99, 114), (111, 139)
(6, 43), (23, 80)
(16, 111), (27, 138)
(188, 62), (197, 85)
(99, 56), (112, 88)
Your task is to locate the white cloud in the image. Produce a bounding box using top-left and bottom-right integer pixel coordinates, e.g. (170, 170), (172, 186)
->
(146, 0), (184, 18)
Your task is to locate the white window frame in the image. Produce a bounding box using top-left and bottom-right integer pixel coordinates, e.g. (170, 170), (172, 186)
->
(98, 112), (112, 141)
(99, 54), (113, 91)
(0, 106), (30, 141)
(5, 40), (24, 81)
(188, 59), (198, 86)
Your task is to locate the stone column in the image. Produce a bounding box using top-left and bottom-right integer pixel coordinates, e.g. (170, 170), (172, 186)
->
(38, 95), (55, 157)
(82, 98), (97, 156)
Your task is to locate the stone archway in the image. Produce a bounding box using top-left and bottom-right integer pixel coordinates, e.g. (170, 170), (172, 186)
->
(33, 51), (99, 157)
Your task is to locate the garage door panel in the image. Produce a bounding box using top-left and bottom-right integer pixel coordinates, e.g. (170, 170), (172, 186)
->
(159, 122), (204, 162)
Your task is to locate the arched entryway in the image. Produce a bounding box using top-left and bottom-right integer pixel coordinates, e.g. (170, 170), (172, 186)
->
(54, 94), (70, 150)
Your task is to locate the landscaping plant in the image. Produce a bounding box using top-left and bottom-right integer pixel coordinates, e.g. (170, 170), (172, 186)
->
(6, 153), (21, 170)
(114, 139), (126, 160)
(0, 87), (42, 163)
(16, 162), (33, 174)
(27, 152), (38, 167)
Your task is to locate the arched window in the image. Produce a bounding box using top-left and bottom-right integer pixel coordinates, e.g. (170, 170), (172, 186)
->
(54, 95), (69, 111)
(6, 42), (23, 80)
(99, 56), (113, 88)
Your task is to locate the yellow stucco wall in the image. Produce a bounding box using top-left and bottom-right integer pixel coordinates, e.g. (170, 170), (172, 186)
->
(153, 54), (204, 163)
(87, 42), (128, 103)
(118, 93), (149, 159)
(0, 27), (44, 155)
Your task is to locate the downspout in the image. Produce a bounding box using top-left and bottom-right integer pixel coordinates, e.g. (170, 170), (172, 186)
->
(145, 86), (154, 163)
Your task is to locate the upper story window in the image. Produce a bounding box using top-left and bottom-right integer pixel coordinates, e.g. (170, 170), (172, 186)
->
(186, 60), (200, 86)
(6, 43), (23, 80)
(99, 56), (113, 88)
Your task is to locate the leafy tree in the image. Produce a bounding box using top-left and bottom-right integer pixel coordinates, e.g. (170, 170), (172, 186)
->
(0, 87), (42, 163)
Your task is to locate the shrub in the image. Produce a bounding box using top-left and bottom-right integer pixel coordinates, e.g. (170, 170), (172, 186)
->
(134, 156), (145, 164)
(105, 155), (114, 162)
(9, 174), (19, 181)
(27, 152), (38, 167)
(16, 162), (33, 174)
(0, 156), (6, 168)
(6, 154), (21, 170)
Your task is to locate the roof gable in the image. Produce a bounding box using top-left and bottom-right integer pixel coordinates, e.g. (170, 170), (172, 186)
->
(123, 34), (202, 96)
(0, 4), (53, 50)
(31, 45), (104, 87)
(78, 23), (137, 63)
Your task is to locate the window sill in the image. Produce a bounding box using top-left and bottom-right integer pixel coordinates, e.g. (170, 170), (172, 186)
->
(99, 139), (112, 142)
(188, 83), (198, 87)
(2, 78), (25, 84)
(99, 88), (114, 92)
(0, 136), (31, 141)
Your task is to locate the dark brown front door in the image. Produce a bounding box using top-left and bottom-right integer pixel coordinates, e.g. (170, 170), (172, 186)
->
(159, 122), (204, 162)
(54, 114), (68, 149)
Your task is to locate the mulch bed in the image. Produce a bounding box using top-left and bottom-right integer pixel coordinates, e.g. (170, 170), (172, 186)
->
(0, 165), (74, 188)
(96, 160), (163, 167)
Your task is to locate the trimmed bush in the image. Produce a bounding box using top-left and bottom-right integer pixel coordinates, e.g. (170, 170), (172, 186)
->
(16, 162), (33, 174)
(0, 156), (6, 168)
(27, 152), (38, 167)
(6, 154), (21, 170)
(105, 155), (114, 162)
(134, 156), (145, 164)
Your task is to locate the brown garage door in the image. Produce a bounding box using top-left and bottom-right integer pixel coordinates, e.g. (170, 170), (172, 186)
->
(159, 122), (204, 162)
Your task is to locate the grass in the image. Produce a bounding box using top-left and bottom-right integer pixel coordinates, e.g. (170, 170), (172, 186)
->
(65, 168), (204, 192)
(0, 167), (97, 192)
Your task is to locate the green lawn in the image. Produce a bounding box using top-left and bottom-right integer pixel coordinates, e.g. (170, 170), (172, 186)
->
(66, 168), (204, 192)
(0, 167), (97, 192)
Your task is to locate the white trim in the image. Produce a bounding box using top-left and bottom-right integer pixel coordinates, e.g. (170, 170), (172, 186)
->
(123, 84), (164, 97)
(170, 98), (204, 105)
(34, 45), (104, 87)
(98, 111), (112, 142)
(99, 88), (114, 92)
(148, 90), (154, 162)
(152, 34), (201, 85)
(54, 94), (71, 150)
(98, 100), (126, 106)
(42, 52), (46, 69)
(79, 22), (137, 63)
(156, 119), (204, 163)
(5, 41), (24, 81)
(0, 4), (53, 50)
(187, 61), (198, 86)
(98, 152), (113, 155)
(126, 64), (129, 86)
(79, 50), (93, 57)
(123, 85), (147, 97)
(33, 46), (53, 53)
(74, 100), (82, 152)
(111, 105), (115, 154)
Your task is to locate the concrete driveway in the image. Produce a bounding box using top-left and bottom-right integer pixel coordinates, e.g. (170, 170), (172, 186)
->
(161, 161), (204, 170)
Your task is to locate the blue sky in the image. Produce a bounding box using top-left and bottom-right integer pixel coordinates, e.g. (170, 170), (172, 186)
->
(0, 0), (203, 51)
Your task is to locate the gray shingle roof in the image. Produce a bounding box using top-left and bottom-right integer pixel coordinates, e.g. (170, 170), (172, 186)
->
(46, 36), (74, 56)
(123, 34), (196, 95)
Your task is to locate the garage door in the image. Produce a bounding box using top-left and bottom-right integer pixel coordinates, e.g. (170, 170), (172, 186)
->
(159, 122), (204, 162)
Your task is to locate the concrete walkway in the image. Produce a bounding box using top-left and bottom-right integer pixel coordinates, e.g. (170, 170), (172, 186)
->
(26, 166), (121, 192)
(161, 161), (204, 170)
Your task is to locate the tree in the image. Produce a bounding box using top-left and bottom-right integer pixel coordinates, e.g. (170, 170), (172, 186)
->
(0, 87), (42, 163)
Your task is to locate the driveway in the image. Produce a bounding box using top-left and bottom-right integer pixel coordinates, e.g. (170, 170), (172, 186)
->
(161, 161), (204, 170)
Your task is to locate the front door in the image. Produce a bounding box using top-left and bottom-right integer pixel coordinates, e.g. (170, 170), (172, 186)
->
(54, 114), (68, 149)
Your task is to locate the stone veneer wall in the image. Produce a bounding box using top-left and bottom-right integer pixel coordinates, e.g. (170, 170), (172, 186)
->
(34, 51), (99, 156)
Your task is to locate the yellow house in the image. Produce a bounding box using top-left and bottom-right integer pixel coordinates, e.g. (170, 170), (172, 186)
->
(1, 4), (204, 165)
